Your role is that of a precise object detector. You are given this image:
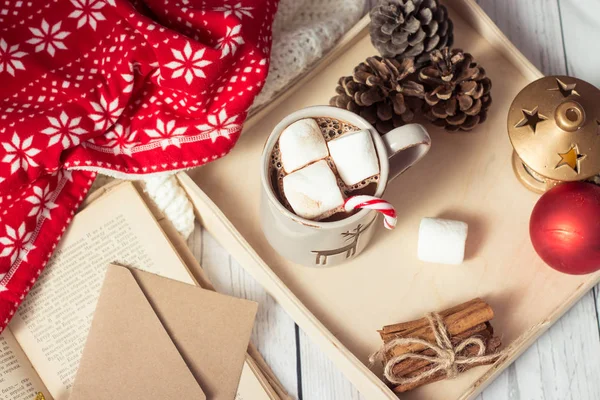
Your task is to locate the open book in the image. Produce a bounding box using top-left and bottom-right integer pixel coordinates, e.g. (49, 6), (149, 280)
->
(0, 182), (281, 400)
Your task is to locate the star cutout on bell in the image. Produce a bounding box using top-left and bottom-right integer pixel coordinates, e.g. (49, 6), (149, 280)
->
(514, 106), (548, 133)
(555, 144), (586, 174)
(548, 78), (580, 98)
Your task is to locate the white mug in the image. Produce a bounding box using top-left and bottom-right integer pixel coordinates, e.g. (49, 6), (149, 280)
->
(260, 106), (431, 267)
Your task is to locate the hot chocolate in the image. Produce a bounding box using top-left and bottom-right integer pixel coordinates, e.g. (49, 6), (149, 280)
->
(268, 117), (380, 222)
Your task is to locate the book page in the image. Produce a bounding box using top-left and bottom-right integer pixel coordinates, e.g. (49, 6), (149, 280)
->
(9, 183), (193, 400)
(0, 329), (50, 400)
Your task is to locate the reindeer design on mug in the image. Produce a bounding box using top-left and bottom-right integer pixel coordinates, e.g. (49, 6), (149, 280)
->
(311, 217), (376, 265)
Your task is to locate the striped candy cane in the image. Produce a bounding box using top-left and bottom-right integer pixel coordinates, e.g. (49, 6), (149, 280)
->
(344, 195), (397, 230)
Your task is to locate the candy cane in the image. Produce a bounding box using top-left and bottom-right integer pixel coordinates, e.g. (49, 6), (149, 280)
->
(344, 195), (397, 230)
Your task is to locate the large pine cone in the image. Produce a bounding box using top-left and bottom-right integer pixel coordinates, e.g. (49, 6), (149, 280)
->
(370, 0), (453, 64)
(330, 56), (425, 133)
(419, 48), (492, 132)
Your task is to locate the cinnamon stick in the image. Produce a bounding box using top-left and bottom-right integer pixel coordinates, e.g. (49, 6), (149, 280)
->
(380, 298), (486, 339)
(382, 299), (494, 357)
(392, 336), (502, 393)
(389, 322), (493, 377)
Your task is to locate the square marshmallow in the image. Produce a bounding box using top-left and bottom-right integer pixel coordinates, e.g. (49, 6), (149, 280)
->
(282, 160), (344, 220)
(279, 118), (329, 173)
(327, 129), (379, 186)
(417, 218), (468, 265)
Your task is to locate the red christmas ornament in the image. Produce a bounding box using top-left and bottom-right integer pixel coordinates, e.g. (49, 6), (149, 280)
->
(530, 182), (600, 275)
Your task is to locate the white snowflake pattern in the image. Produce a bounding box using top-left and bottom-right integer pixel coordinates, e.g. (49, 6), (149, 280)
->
(41, 111), (88, 148)
(0, 222), (34, 265)
(196, 109), (240, 143)
(1, 134), (41, 173)
(121, 64), (134, 94)
(25, 184), (58, 219)
(0, 39), (26, 77)
(216, 25), (244, 58)
(165, 42), (211, 85)
(103, 123), (137, 155)
(214, 2), (253, 19)
(144, 119), (187, 150)
(89, 95), (123, 131)
(68, 0), (106, 31)
(26, 19), (70, 57)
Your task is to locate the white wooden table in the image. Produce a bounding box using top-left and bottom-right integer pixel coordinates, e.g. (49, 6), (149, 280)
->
(188, 0), (600, 398)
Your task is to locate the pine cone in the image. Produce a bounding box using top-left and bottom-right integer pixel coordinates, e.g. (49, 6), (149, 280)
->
(419, 48), (492, 132)
(330, 56), (425, 133)
(370, 0), (453, 64)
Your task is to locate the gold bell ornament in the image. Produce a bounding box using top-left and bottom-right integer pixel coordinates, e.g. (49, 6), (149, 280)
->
(507, 76), (600, 193)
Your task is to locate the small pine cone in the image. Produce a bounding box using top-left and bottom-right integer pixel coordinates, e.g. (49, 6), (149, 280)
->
(419, 48), (492, 132)
(370, 0), (454, 65)
(330, 56), (425, 133)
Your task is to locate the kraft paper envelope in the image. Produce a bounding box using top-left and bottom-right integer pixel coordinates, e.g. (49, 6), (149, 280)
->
(70, 264), (258, 400)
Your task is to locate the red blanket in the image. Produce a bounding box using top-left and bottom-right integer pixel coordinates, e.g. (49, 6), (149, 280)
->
(0, 0), (278, 330)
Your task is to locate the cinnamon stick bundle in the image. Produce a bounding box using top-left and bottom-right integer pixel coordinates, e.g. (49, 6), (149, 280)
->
(375, 298), (502, 393)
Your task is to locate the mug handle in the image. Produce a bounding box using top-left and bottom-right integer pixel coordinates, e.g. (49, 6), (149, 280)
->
(380, 123), (431, 181)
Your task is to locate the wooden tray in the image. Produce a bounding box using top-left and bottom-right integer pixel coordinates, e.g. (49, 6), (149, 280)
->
(181, 2), (600, 399)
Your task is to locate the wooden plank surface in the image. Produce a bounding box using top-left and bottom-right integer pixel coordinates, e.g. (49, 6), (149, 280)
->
(189, 0), (600, 398)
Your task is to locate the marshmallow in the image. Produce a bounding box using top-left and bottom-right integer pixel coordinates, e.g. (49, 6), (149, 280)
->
(279, 118), (329, 173)
(282, 160), (344, 220)
(327, 129), (379, 186)
(417, 218), (468, 265)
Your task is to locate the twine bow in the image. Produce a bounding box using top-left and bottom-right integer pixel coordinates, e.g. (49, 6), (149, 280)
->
(369, 312), (503, 386)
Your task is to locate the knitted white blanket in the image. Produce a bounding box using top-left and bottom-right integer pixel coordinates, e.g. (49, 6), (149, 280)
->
(254, 0), (366, 108)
